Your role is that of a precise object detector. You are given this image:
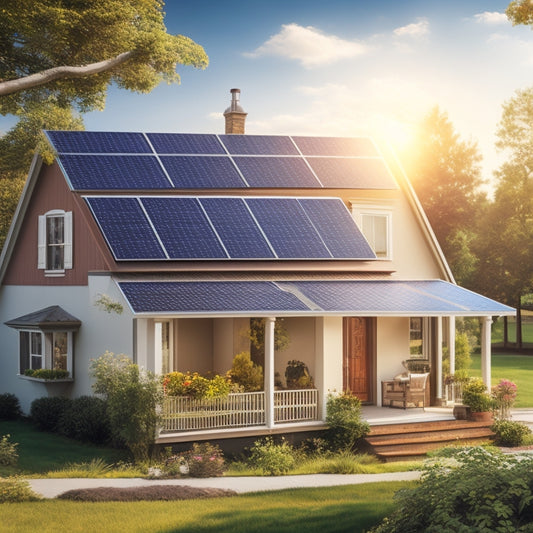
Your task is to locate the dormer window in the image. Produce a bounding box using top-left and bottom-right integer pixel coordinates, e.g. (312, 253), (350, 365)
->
(350, 204), (393, 259)
(38, 210), (72, 275)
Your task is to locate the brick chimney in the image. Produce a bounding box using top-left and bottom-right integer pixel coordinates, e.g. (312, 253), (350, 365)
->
(223, 88), (247, 134)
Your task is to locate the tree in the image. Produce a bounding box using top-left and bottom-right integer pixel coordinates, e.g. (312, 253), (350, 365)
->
(0, 0), (208, 115)
(506, 0), (533, 26)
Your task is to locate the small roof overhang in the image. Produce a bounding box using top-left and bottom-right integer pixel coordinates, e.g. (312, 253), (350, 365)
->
(116, 279), (515, 318)
(5, 305), (82, 330)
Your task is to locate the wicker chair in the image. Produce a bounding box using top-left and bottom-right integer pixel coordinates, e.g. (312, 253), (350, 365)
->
(381, 372), (429, 409)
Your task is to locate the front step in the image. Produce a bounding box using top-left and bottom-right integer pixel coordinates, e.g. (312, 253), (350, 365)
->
(365, 419), (495, 461)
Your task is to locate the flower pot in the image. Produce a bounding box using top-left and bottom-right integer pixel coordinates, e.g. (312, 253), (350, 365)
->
(469, 411), (493, 422)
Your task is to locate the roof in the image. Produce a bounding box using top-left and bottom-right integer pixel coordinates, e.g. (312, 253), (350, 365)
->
(116, 279), (515, 318)
(5, 305), (82, 329)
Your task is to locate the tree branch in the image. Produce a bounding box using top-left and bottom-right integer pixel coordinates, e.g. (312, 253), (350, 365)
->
(0, 51), (136, 96)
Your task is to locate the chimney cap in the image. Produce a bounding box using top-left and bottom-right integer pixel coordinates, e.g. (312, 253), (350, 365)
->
(224, 87), (246, 115)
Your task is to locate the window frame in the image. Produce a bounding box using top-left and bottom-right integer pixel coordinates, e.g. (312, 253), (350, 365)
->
(350, 204), (393, 260)
(409, 317), (430, 360)
(38, 210), (73, 276)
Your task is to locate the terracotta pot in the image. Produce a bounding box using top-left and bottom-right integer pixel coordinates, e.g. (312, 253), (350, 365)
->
(469, 411), (493, 422)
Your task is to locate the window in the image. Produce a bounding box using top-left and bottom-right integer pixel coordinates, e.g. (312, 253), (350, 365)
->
(38, 210), (73, 274)
(409, 317), (429, 359)
(350, 205), (392, 259)
(155, 321), (173, 375)
(19, 330), (73, 377)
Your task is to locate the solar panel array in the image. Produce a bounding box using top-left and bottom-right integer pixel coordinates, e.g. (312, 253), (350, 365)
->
(84, 196), (376, 261)
(46, 131), (397, 191)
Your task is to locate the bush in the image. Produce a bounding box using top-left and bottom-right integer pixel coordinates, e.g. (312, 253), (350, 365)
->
(285, 360), (314, 389)
(229, 351), (263, 392)
(24, 368), (69, 379)
(462, 378), (495, 413)
(30, 396), (70, 432)
(370, 447), (533, 532)
(184, 442), (226, 478)
(90, 352), (163, 462)
(0, 477), (40, 503)
(0, 434), (18, 466)
(492, 379), (518, 419)
(0, 393), (21, 421)
(162, 371), (231, 399)
(249, 437), (296, 476)
(325, 392), (370, 452)
(491, 419), (532, 447)
(58, 395), (111, 444)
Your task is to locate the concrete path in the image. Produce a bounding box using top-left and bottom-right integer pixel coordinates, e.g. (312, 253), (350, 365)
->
(28, 472), (421, 499)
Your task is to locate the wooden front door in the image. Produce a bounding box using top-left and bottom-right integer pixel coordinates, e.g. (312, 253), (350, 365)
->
(343, 317), (373, 402)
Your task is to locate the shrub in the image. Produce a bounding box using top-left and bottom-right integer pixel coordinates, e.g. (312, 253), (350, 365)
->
(162, 371), (231, 399)
(370, 447), (533, 532)
(0, 393), (21, 421)
(491, 419), (532, 447)
(184, 442), (226, 478)
(325, 392), (370, 452)
(229, 351), (263, 392)
(462, 378), (495, 413)
(285, 360), (314, 389)
(491, 379), (518, 420)
(58, 395), (111, 444)
(0, 477), (40, 503)
(249, 437), (296, 476)
(0, 434), (18, 466)
(90, 352), (163, 462)
(30, 396), (70, 432)
(24, 368), (69, 379)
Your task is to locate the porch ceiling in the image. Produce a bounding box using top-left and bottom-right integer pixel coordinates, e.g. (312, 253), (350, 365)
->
(116, 279), (515, 318)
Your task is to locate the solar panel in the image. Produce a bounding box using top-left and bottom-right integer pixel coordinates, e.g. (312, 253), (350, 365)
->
(298, 199), (376, 258)
(146, 133), (225, 154)
(59, 155), (171, 190)
(219, 135), (299, 155)
(245, 198), (331, 258)
(292, 136), (379, 157)
(233, 157), (321, 188)
(85, 197), (166, 260)
(199, 198), (275, 258)
(306, 157), (397, 189)
(118, 281), (310, 313)
(160, 156), (246, 188)
(46, 131), (152, 153)
(140, 198), (227, 259)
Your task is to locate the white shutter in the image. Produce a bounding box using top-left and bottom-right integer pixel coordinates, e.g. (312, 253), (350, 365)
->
(37, 215), (46, 269)
(64, 211), (73, 269)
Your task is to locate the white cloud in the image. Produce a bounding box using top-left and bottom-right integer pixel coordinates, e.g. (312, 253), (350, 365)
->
(473, 11), (509, 25)
(393, 18), (430, 38)
(246, 23), (368, 68)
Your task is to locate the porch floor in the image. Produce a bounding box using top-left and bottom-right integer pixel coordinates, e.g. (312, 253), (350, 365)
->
(362, 406), (456, 426)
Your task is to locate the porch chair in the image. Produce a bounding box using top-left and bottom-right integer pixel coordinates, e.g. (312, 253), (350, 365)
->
(381, 372), (429, 410)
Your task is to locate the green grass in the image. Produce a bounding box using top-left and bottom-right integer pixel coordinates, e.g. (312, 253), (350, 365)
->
(470, 353), (533, 407)
(0, 482), (407, 533)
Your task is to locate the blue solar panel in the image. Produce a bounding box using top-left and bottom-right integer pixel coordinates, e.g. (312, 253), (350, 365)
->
(140, 198), (227, 259)
(160, 156), (246, 188)
(292, 136), (378, 157)
(298, 199), (376, 258)
(245, 198), (331, 258)
(59, 155), (171, 190)
(233, 157), (321, 188)
(306, 157), (397, 189)
(219, 135), (299, 155)
(146, 133), (225, 154)
(85, 197), (166, 260)
(199, 198), (275, 258)
(118, 281), (310, 313)
(46, 131), (152, 153)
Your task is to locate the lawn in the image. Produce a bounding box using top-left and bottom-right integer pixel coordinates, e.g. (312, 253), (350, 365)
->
(1, 482), (407, 533)
(470, 352), (533, 407)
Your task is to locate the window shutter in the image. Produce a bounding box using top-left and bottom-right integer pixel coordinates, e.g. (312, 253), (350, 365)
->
(64, 211), (73, 269)
(37, 215), (46, 269)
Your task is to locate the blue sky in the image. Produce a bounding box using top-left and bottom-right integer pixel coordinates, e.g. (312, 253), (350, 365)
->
(5, 0), (533, 185)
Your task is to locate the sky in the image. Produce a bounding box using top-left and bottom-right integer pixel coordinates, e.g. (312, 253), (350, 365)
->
(4, 0), (533, 187)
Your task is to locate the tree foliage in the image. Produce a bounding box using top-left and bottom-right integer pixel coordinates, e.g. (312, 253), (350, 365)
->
(507, 0), (533, 26)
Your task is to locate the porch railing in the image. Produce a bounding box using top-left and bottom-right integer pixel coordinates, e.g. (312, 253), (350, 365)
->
(161, 389), (319, 433)
(444, 381), (465, 404)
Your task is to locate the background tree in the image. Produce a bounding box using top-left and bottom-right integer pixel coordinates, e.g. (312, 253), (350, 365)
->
(403, 107), (486, 284)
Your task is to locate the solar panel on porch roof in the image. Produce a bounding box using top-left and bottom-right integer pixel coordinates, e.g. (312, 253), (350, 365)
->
(46, 131), (152, 153)
(146, 133), (225, 154)
(85, 197), (166, 260)
(219, 135), (299, 155)
(59, 155), (172, 190)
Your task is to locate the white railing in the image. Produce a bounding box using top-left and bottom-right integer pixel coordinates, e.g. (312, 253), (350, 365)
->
(161, 389), (319, 432)
(444, 381), (465, 404)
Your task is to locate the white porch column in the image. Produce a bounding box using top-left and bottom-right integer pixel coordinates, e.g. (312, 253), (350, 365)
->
(264, 317), (276, 428)
(436, 316), (443, 401)
(448, 316), (456, 376)
(481, 316), (492, 388)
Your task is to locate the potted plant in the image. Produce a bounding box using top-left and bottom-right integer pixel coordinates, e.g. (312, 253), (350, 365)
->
(462, 378), (495, 421)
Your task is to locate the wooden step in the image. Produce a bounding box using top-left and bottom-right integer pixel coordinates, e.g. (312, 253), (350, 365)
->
(366, 427), (494, 447)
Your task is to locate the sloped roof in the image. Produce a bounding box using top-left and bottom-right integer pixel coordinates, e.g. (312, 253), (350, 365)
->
(5, 305), (81, 329)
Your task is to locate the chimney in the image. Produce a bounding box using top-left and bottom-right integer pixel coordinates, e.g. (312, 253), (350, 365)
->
(223, 88), (247, 134)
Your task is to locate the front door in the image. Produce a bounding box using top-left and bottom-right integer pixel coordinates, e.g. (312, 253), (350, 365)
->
(343, 317), (373, 402)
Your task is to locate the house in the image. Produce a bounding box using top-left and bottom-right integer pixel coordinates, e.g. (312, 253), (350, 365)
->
(0, 89), (514, 443)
